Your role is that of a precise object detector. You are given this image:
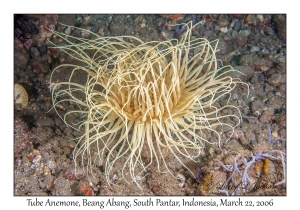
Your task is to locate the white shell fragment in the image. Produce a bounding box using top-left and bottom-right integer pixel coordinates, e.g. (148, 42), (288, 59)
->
(14, 83), (28, 110)
(220, 27), (228, 33)
(176, 173), (186, 182)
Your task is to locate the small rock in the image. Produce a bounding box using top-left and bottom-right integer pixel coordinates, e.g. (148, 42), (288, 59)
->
(259, 109), (274, 123)
(111, 174), (118, 182)
(64, 26), (73, 35)
(31, 47), (40, 57)
(36, 118), (54, 127)
(64, 127), (73, 135)
(214, 25), (221, 31)
(220, 27), (228, 33)
(254, 58), (273, 71)
(174, 161), (182, 170)
(251, 100), (264, 116)
(277, 114), (286, 128)
(239, 30), (251, 37)
(264, 83), (273, 92)
(264, 27), (275, 35)
(46, 160), (57, 173)
(246, 14), (257, 26)
(14, 84), (28, 110)
(231, 65), (255, 82)
(217, 15), (229, 27)
(267, 73), (286, 86)
(109, 22), (126, 36)
(275, 91), (285, 98)
(253, 33), (260, 44)
(14, 44), (30, 69)
(203, 30), (213, 38)
(29, 56), (50, 74)
(78, 182), (94, 196)
(250, 46), (260, 52)
(231, 30), (239, 38)
(65, 168), (85, 180)
(235, 34), (247, 46)
(234, 130), (244, 139)
(216, 41), (229, 55)
(233, 20), (241, 31)
(31, 154), (42, 169)
(239, 54), (255, 66)
(256, 14), (264, 22)
(43, 166), (51, 175)
(209, 148), (215, 156)
(176, 173), (186, 182)
(239, 135), (251, 146)
(139, 27), (147, 37)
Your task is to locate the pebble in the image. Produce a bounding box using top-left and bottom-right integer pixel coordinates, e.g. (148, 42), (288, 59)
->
(46, 160), (57, 172)
(209, 148), (215, 156)
(220, 27), (228, 33)
(250, 46), (260, 52)
(214, 25), (221, 31)
(31, 154), (42, 169)
(277, 115), (286, 129)
(14, 84), (28, 110)
(264, 83), (273, 92)
(29, 56), (50, 74)
(239, 54), (255, 66)
(254, 58), (273, 71)
(246, 14), (257, 26)
(43, 166), (51, 175)
(31, 47), (41, 57)
(254, 33), (260, 44)
(176, 173), (186, 182)
(64, 26), (73, 35)
(263, 27), (275, 35)
(203, 30), (213, 38)
(112, 174), (118, 181)
(268, 73), (286, 86)
(239, 135), (251, 146)
(217, 41), (229, 55)
(259, 109), (274, 123)
(233, 20), (241, 31)
(235, 34), (247, 46)
(231, 31), (239, 38)
(251, 99), (264, 116)
(234, 130), (244, 139)
(15, 158), (22, 167)
(78, 182), (94, 196)
(109, 22), (126, 36)
(174, 161), (182, 170)
(36, 118), (54, 127)
(231, 65), (255, 81)
(275, 91), (285, 98)
(217, 15), (229, 27)
(64, 127), (73, 135)
(14, 45), (30, 69)
(256, 14), (264, 22)
(81, 26), (91, 38)
(239, 30), (251, 37)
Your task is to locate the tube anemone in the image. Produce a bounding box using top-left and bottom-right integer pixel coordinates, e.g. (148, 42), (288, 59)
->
(49, 21), (248, 189)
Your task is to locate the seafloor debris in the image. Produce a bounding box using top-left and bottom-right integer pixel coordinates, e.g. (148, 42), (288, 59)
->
(216, 150), (286, 196)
